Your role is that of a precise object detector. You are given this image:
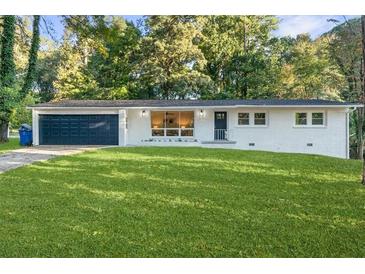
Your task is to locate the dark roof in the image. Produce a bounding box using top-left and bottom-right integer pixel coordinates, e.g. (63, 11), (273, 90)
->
(30, 99), (361, 108)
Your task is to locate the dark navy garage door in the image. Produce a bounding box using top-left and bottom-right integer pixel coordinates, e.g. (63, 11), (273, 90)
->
(39, 115), (118, 145)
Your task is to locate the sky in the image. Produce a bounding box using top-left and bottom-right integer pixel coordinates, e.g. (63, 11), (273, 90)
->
(273, 15), (359, 38)
(41, 15), (360, 42)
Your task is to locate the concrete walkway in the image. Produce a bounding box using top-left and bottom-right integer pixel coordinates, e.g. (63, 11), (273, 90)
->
(0, 146), (103, 174)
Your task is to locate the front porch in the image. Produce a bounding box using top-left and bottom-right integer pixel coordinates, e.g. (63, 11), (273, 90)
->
(201, 129), (237, 144)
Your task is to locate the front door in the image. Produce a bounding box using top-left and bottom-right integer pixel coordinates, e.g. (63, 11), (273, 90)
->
(214, 112), (227, 140)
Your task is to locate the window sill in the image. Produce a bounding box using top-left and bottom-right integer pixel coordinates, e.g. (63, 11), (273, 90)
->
(293, 125), (326, 128)
(235, 125), (268, 128)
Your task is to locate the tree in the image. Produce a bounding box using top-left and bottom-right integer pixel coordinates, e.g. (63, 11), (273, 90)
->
(361, 15), (365, 185)
(0, 16), (16, 88)
(326, 18), (364, 159)
(10, 93), (36, 130)
(14, 16), (32, 76)
(35, 39), (61, 102)
(53, 35), (98, 100)
(275, 34), (344, 100)
(21, 15), (40, 96)
(134, 16), (213, 99)
(86, 17), (141, 99)
(199, 16), (278, 99)
(0, 16), (17, 142)
(55, 16), (141, 100)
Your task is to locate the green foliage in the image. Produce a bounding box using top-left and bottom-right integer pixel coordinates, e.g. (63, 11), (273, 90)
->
(14, 16), (32, 75)
(274, 34), (345, 99)
(88, 18), (140, 84)
(200, 16), (279, 98)
(324, 18), (364, 158)
(55, 16), (141, 100)
(53, 37), (98, 100)
(10, 93), (36, 129)
(134, 16), (213, 99)
(50, 16), (352, 102)
(0, 147), (363, 257)
(0, 16), (16, 88)
(0, 16), (18, 141)
(326, 18), (362, 101)
(0, 87), (19, 123)
(105, 86), (129, 100)
(21, 16), (40, 96)
(35, 39), (61, 102)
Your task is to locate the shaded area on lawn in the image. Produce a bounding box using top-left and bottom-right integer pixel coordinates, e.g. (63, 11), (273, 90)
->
(0, 138), (20, 154)
(0, 147), (364, 257)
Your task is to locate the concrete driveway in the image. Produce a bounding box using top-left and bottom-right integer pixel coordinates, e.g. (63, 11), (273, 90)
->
(0, 146), (104, 174)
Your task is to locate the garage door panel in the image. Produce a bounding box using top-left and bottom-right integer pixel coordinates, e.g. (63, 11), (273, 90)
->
(39, 114), (118, 145)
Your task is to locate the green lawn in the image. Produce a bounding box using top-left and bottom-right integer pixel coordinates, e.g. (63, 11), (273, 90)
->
(0, 147), (364, 257)
(0, 138), (20, 154)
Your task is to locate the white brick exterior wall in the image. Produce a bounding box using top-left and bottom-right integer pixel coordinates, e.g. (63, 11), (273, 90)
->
(32, 106), (350, 158)
(126, 107), (348, 158)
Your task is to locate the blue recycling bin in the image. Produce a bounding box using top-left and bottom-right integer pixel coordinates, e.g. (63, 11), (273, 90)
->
(19, 124), (33, 146)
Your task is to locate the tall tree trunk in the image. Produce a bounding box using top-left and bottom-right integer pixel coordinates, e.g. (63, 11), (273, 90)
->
(242, 17), (248, 99)
(357, 107), (364, 160)
(361, 15), (365, 185)
(0, 15), (16, 143)
(241, 72), (248, 99)
(0, 122), (9, 143)
(21, 15), (40, 96)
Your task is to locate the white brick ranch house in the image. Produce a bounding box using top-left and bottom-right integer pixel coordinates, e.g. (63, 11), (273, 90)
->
(29, 99), (361, 158)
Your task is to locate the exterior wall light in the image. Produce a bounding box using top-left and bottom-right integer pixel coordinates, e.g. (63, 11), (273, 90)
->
(199, 109), (205, 118)
(141, 110), (147, 117)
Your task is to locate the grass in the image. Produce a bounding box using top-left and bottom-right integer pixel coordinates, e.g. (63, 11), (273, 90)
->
(0, 138), (20, 154)
(0, 147), (364, 257)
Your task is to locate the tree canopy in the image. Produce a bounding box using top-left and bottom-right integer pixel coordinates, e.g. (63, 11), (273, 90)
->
(45, 15), (353, 102)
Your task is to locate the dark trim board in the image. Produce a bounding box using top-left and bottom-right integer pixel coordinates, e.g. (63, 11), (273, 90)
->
(39, 114), (119, 145)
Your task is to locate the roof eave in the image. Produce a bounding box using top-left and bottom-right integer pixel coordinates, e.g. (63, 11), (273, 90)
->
(27, 104), (363, 110)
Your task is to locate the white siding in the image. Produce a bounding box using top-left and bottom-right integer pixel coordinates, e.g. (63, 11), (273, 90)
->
(118, 109), (127, 146)
(126, 109), (150, 145)
(32, 109), (39, 145)
(126, 107), (348, 158)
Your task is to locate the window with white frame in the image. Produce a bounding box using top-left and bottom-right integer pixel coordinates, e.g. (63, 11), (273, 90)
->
(295, 112), (325, 126)
(237, 112), (267, 126)
(295, 113), (307, 125)
(151, 111), (194, 137)
(254, 113), (266, 125)
(312, 112), (324, 125)
(238, 113), (250, 125)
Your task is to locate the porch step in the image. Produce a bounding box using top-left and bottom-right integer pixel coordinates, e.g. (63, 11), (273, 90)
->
(201, 140), (237, 144)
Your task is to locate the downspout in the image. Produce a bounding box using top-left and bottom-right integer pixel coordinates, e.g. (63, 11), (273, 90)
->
(346, 107), (357, 159)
